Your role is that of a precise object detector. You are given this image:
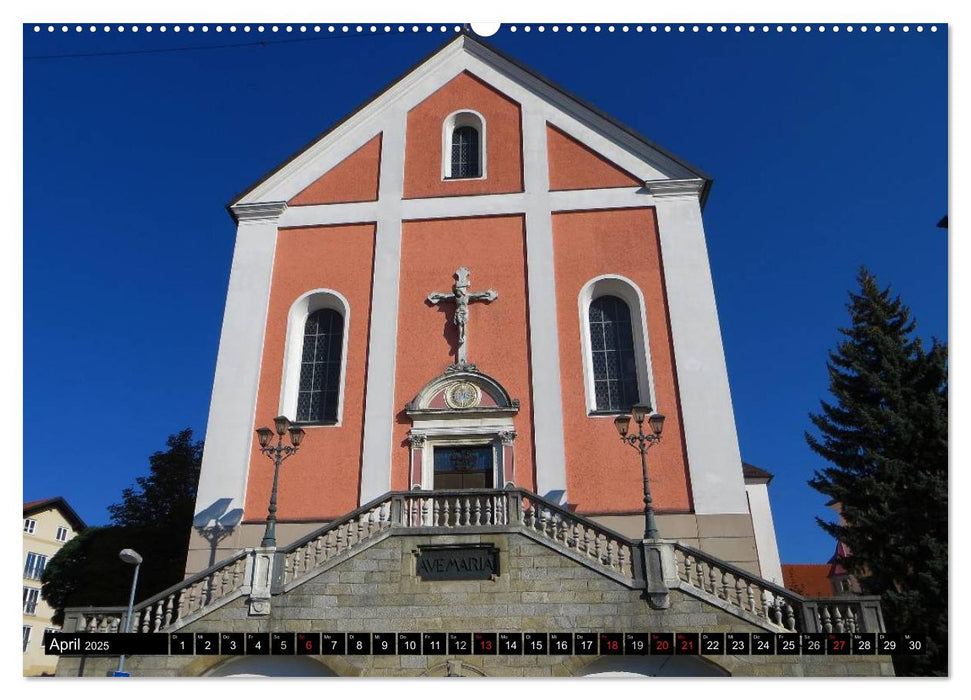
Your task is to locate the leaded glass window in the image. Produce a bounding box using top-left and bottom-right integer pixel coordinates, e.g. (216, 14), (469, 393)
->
(296, 309), (344, 423)
(449, 125), (481, 178)
(589, 295), (640, 412)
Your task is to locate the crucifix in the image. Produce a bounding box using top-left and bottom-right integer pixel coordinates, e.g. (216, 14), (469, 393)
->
(427, 267), (498, 366)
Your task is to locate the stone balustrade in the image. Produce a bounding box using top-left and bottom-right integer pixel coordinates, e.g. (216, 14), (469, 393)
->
(62, 487), (885, 636)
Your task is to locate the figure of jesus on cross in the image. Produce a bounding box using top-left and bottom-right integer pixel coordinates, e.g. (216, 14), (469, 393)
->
(427, 267), (498, 367)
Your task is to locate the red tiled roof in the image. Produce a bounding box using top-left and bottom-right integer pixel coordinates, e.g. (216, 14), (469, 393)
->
(23, 496), (86, 530)
(781, 564), (832, 597)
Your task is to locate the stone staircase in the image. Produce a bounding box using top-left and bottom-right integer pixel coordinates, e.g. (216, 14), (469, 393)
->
(61, 488), (884, 636)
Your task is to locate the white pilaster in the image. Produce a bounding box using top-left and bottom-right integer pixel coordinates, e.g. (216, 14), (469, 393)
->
(359, 112), (406, 503)
(522, 111), (568, 502)
(194, 203), (285, 518)
(650, 184), (748, 514)
(746, 483), (784, 584)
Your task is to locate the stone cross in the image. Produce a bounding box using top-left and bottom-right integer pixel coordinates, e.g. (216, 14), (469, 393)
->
(427, 266), (497, 366)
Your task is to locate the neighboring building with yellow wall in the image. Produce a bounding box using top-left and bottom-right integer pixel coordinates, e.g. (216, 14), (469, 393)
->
(23, 497), (85, 676)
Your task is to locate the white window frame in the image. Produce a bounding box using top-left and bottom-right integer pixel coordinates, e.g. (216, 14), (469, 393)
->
(23, 626), (31, 653)
(24, 552), (48, 580)
(24, 518), (36, 534)
(23, 587), (40, 615)
(55, 526), (69, 542)
(441, 110), (487, 181)
(578, 275), (657, 416)
(279, 289), (351, 428)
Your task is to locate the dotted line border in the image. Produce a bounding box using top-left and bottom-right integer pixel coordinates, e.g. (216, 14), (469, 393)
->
(30, 24), (940, 35)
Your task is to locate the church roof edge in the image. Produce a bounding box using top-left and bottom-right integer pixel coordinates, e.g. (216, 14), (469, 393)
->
(227, 30), (713, 222)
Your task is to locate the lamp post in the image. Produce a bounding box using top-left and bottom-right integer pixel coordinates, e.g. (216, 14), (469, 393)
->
(117, 548), (142, 675)
(614, 404), (666, 540)
(256, 415), (306, 548)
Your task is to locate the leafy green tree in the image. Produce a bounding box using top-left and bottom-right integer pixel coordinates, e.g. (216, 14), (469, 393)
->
(807, 268), (947, 676)
(42, 429), (203, 625)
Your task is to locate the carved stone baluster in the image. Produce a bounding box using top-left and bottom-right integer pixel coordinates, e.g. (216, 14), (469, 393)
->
(358, 514), (366, 542)
(420, 499), (430, 528)
(595, 534), (604, 563)
(163, 595), (174, 628)
(821, 606), (832, 633)
(473, 498), (482, 526)
(708, 565), (718, 596)
(175, 592), (186, 625)
(606, 539), (616, 566)
(721, 570), (731, 601)
(846, 608), (857, 633)
(584, 528), (593, 558)
(461, 497), (470, 527)
(109, 617), (120, 633)
(153, 602), (163, 632)
(833, 606), (844, 633)
(442, 498), (451, 528)
(618, 546), (629, 576)
(432, 499), (441, 526)
(315, 537), (324, 566)
(680, 553), (692, 584)
(735, 576), (746, 608)
(485, 498), (493, 525)
(746, 583), (756, 613)
(141, 606), (151, 632)
(696, 560), (706, 592)
(761, 589), (773, 624)
(784, 602), (796, 631)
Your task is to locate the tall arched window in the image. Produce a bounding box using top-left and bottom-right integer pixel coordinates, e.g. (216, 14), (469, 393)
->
(296, 308), (344, 423)
(589, 295), (640, 412)
(442, 111), (486, 180)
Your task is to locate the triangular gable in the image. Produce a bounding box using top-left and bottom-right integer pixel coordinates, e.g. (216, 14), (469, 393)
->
(289, 134), (382, 206)
(547, 124), (641, 191)
(230, 32), (712, 216)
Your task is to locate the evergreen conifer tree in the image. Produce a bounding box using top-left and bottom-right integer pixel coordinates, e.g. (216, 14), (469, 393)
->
(807, 268), (947, 676)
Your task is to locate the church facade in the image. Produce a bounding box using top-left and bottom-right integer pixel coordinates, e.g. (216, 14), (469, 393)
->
(188, 33), (773, 580)
(57, 33), (890, 678)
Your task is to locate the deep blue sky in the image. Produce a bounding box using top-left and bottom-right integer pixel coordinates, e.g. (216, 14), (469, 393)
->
(23, 24), (946, 564)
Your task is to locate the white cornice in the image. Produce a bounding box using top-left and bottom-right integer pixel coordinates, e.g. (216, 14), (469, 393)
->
(231, 202), (288, 223)
(643, 179), (706, 198)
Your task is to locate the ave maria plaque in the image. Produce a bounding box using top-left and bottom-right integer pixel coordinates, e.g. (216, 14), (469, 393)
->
(415, 544), (499, 581)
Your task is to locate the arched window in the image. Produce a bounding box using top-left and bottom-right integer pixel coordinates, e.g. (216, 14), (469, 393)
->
(296, 309), (344, 423)
(280, 289), (350, 427)
(589, 295), (640, 412)
(450, 126), (480, 178)
(442, 111), (486, 180)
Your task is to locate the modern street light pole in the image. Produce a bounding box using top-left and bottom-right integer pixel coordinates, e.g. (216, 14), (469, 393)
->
(613, 404), (666, 540)
(255, 415), (306, 548)
(117, 548), (142, 675)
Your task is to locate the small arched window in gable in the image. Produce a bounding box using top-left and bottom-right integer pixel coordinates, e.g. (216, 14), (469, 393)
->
(589, 295), (640, 412)
(450, 126), (480, 178)
(443, 111), (485, 180)
(296, 308), (344, 423)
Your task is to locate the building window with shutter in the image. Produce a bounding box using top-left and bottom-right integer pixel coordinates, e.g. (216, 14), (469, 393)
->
(24, 552), (48, 580)
(23, 587), (40, 615)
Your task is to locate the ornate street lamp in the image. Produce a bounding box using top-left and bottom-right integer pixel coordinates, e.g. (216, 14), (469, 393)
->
(255, 416), (306, 548)
(614, 404), (666, 540)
